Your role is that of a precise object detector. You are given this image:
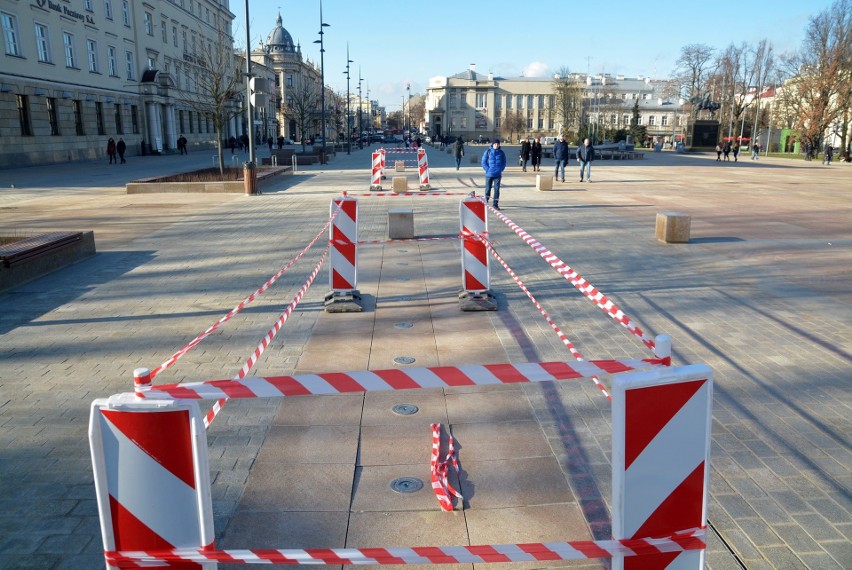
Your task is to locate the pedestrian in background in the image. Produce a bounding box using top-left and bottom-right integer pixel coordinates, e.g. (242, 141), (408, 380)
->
(481, 138), (507, 209)
(106, 138), (117, 164)
(716, 143), (722, 161)
(453, 136), (465, 170)
(751, 142), (761, 160)
(519, 136), (531, 171)
(178, 134), (188, 155)
(531, 137), (542, 171)
(116, 138), (127, 164)
(553, 134), (570, 182)
(733, 142), (740, 162)
(577, 137), (595, 182)
(823, 143), (833, 165)
(723, 140), (732, 161)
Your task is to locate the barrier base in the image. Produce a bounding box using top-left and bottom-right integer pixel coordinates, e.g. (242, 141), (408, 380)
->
(324, 290), (364, 313)
(419, 184), (432, 191)
(458, 290), (497, 311)
(369, 185), (383, 191)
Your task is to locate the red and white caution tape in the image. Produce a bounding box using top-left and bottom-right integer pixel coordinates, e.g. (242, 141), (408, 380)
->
(137, 357), (667, 401)
(342, 192), (472, 198)
(348, 236), (458, 246)
(104, 527), (706, 565)
(149, 207), (341, 381)
(479, 237), (612, 401)
(431, 423), (463, 511)
(487, 204), (657, 352)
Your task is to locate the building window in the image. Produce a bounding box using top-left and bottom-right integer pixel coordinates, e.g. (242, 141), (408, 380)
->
(161, 21), (167, 43)
(182, 30), (187, 51)
(114, 104), (123, 134)
(87, 39), (98, 72)
(104, 0), (113, 20)
(63, 32), (77, 68)
(527, 95), (534, 109)
(188, 111), (193, 133)
(506, 95), (512, 110)
(661, 115), (668, 126)
(178, 110), (184, 133)
(46, 97), (60, 135)
(35, 23), (51, 63)
(144, 12), (153, 35)
(107, 45), (117, 76)
(122, 2), (130, 26)
(648, 115), (655, 126)
(2, 12), (20, 56)
(637, 116), (642, 126)
(538, 95), (544, 108)
(623, 114), (630, 125)
(131, 105), (139, 133)
(73, 100), (85, 135)
(95, 102), (105, 134)
(516, 95), (523, 109)
(172, 26), (178, 47)
(476, 93), (486, 108)
(538, 117), (544, 129)
(286, 74), (293, 87)
(84, 0), (93, 11)
(125, 50), (134, 79)
(17, 95), (32, 136)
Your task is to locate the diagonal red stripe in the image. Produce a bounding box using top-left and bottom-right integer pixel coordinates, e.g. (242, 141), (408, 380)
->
(431, 366), (476, 386)
(463, 201), (486, 222)
(109, 494), (174, 550)
(571, 540), (614, 559)
(468, 544), (511, 562)
(633, 461), (706, 539)
(624, 379), (705, 469)
(517, 543), (561, 560)
(412, 546), (458, 564)
(539, 361), (585, 380)
(625, 551), (680, 569)
(332, 268), (354, 290)
(463, 270), (487, 291)
(103, 409), (195, 489)
(372, 368), (422, 389)
(320, 372), (367, 393)
(263, 375), (312, 396)
(205, 379), (257, 399)
(595, 360), (634, 374)
(358, 548), (407, 564)
(143, 385), (202, 399)
(485, 363), (529, 383)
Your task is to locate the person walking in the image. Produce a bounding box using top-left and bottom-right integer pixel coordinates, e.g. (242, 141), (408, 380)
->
(116, 138), (127, 164)
(106, 138), (117, 164)
(751, 142), (761, 160)
(481, 138), (507, 209)
(453, 136), (465, 170)
(723, 140), (732, 161)
(531, 136), (542, 171)
(519, 136), (531, 172)
(553, 134), (570, 182)
(177, 134), (188, 155)
(229, 136), (236, 154)
(267, 136), (273, 152)
(577, 137), (595, 182)
(732, 142), (740, 162)
(823, 143), (833, 165)
(716, 143), (722, 161)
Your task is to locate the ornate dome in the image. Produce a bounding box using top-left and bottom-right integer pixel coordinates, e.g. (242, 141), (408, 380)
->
(266, 13), (295, 54)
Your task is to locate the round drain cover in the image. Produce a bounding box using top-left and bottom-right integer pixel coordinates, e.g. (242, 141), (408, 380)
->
(398, 296), (412, 302)
(396, 276), (410, 281)
(392, 403), (420, 415)
(398, 262), (409, 266)
(394, 322), (414, 329)
(390, 477), (423, 494)
(393, 356), (416, 365)
(397, 249), (409, 253)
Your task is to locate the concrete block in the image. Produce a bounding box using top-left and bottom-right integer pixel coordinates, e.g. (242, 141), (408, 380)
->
(388, 208), (414, 239)
(394, 160), (405, 172)
(391, 176), (408, 193)
(536, 174), (553, 191)
(655, 212), (691, 243)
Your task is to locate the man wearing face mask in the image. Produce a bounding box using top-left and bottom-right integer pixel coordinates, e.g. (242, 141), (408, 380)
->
(481, 138), (507, 210)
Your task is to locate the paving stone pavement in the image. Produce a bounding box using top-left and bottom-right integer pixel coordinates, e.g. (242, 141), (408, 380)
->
(0, 144), (849, 569)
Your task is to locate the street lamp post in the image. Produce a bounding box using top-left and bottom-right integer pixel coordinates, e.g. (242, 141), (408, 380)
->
(312, 0), (329, 164)
(343, 46), (352, 154)
(406, 83), (411, 136)
(357, 69), (363, 149)
(243, 0), (257, 195)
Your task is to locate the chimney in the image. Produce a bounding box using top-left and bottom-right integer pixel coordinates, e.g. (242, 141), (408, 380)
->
(469, 63), (476, 72)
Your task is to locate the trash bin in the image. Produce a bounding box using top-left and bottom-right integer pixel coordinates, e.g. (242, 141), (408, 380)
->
(243, 161), (258, 196)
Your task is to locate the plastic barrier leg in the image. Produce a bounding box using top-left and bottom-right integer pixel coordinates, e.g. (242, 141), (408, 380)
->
(325, 196), (363, 312)
(459, 196), (496, 311)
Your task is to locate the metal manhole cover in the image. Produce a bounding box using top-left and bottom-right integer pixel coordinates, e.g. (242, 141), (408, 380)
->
(397, 249), (409, 253)
(395, 277), (410, 281)
(394, 322), (414, 329)
(390, 477), (423, 493)
(393, 356), (416, 365)
(392, 404), (420, 416)
(398, 262), (409, 266)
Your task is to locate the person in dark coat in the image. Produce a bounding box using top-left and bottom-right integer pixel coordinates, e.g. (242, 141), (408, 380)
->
(229, 136), (236, 154)
(453, 136), (465, 170)
(519, 136), (531, 172)
(481, 138), (507, 209)
(577, 138), (595, 182)
(530, 137), (542, 171)
(177, 135), (188, 155)
(553, 134), (570, 182)
(116, 138), (127, 164)
(106, 138), (117, 164)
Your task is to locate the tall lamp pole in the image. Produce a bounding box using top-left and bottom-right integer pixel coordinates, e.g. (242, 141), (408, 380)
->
(344, 46), (352, 154)
(406, 83), (411, 136)
(357, 69), (363, 149)
(313, 0), (329, 163)
(243, 0), (256, 195)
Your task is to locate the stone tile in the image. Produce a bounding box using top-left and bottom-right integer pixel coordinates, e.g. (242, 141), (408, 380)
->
(460, 457), (575, 509)
(237, 462), (354, 512)
(361, 389), (448, 426)
(446, 391), (536, 424)
(350, 464), (443, 512)
(359, 424), (435, 466)
(256, 425), (360, 464)
(274, 393), (364, 426)
(219, 510), (349, 549)
(450, 421), (551, 462)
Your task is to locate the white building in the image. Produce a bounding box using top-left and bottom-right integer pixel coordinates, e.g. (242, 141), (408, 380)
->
(0, 0), (237, 168)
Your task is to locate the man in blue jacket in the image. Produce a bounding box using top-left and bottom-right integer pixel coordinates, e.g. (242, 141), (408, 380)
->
(553, 134), (570, 182)
(481, 138), (507, 209)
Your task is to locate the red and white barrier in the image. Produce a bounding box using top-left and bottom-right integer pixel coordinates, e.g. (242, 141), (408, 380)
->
(89, 395), (214, 569)
(430, 423), (463, 511)
(612, 364), (713, 569)
(329, 197), (358, 292)
(370, 151), (383, 190)
(459, 197), (490, 292)
(417, 148), (431, 190)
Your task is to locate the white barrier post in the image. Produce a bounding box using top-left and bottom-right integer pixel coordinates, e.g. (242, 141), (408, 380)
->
(370, 151), (383, 190)
(418, 147), (431, 190)
(89, 394), (215, 569)
(612, 362), (713, 569)
(458, 196), (496, 310)
(325, 196), (362, 312)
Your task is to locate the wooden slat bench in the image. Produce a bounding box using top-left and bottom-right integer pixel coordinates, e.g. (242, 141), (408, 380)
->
(0, 232), (84, 267)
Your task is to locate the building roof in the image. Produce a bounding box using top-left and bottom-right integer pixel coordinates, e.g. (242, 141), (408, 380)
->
(266, 13), (296, 54)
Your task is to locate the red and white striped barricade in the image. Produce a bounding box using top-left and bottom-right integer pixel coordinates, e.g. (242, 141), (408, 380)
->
(89, 393), (215, 569)
(612, 363), (713, 569)
(417, 147), (431, 190)
(325, 196), (362, 312)
(459, 196), (496, 310)
(370, 151), (383, 190)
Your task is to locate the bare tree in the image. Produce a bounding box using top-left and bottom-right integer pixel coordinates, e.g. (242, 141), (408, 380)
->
(179, 20), (243, 175)
(500, 111), (525, 142)
(777, 0), (852, 152)
(675, 44), (715, 101)
(282, 76), (321, 150)
(552, 67), (582, 136)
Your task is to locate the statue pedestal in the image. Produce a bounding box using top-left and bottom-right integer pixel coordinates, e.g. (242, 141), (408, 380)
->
(686, 120), (720, 152)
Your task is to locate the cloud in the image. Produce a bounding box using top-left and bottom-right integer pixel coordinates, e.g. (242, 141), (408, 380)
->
(522, 61), (549, 78)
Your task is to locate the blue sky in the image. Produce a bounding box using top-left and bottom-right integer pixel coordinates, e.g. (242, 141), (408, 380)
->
(234, 0), (828, 110)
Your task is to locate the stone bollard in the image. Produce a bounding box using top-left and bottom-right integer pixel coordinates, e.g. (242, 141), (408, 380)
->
(655, 212), (691, 243)
(392, 176), (408, 193)
(388, 209), (414, 239)
(536, 174), (553, 191)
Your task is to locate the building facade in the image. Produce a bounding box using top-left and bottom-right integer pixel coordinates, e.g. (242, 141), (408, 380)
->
(0, 0), (237, 169)
(425, 65), (685, 145)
